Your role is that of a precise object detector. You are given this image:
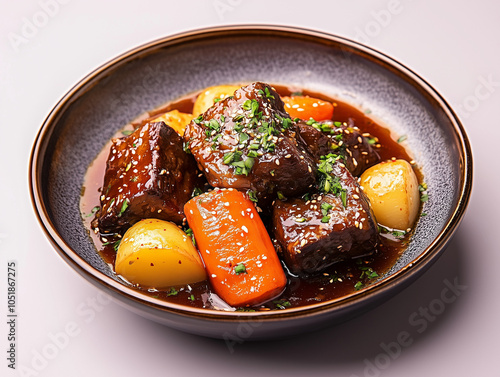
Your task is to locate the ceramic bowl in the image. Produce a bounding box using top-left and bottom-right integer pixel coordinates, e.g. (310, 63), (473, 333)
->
(30, 25), (472, 340)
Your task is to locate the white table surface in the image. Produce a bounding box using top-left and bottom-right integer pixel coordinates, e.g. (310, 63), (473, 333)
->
(1, 1), (497, 376)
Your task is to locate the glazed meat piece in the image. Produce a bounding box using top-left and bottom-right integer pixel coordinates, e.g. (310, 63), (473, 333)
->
(272, 160), (378, 275)
(184, 82), (316, 203)
(296, 119), (380, 176)
(94, 121), (204, 234)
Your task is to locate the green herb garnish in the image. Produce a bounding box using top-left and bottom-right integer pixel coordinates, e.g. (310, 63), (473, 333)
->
(277, 191), (286, 200)
(167, 287), (179, 296)
(234, 263), (247, 275)
(397, 135), (407, 143)
(118, 199), (129, 217)
(247, 190), (258, 203)
(317, 154), (347, 207)
(273, 299), (291, 310)
(85, 206), (100, 217)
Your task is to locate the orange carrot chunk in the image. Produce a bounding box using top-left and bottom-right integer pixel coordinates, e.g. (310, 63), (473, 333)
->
(282, 95), (334, 121)
(184, 188), (287, 307)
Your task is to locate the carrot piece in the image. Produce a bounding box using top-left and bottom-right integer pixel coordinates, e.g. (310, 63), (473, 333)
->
(184, 188), (287, 307)
(282, 95), (334, 121)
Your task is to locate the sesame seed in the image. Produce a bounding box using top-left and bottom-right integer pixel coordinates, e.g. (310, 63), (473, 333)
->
(241, 225), (249, 233)
(275, 159), (280, 165)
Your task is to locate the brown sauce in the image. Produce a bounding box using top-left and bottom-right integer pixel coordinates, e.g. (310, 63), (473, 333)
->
(80, 84), (421, 311)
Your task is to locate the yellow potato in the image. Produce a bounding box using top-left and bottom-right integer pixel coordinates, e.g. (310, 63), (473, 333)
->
(150, 110), (193, 136)
(115, 219), (206, 289)
(192, 85), (241, 115)
(359, 159), (420, 230)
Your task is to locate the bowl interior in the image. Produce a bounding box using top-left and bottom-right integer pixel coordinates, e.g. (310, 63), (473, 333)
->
(32, 27), (470, 315)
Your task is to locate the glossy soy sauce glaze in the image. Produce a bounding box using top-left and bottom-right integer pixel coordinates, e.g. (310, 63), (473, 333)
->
(80, 84), (422, 312)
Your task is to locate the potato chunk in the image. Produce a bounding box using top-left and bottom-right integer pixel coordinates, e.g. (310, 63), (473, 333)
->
(115, 219), (206, 289)
(149, 110), (193, 136)
(359, 159), (420, 230)
(192, 85), (241, 116)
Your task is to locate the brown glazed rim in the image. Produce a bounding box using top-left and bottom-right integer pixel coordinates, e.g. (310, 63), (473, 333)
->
(30, 25), (473, 322)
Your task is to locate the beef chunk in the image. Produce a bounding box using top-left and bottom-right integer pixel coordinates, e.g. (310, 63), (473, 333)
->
(296, 119), (381, 176)
(184, 82), (316, 204)
(272, 161), (378, 275)
(95, 121), (204, 234)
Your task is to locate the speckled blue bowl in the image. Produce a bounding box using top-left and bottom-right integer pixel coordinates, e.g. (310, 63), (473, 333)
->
(30, 25), (472, 340)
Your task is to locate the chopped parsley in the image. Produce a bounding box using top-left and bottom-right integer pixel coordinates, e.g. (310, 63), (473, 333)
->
(419, 182), (429, 202)
(85, 205), (100, 217)
(167, 287), (179, 296)
(317, 154), (347, 207)
(379, 225), (407, 239)
(102, 238), (121, 251)
(118, 199), (129, 217)
(236, 307), (256, 312)
(247, 190), (258, 203)
(191, 187), (204, 197)
(185, 228), (196, 246)
(242, 99), (260, 118)
(320, 202), (333, 215)
(193, 114), (203, 124)
(257, 87), (275, 100)
(273, 299), (291, 310)
(234, 263), (247, 275)
(358, 265), (379, 279)
(320, 202), (333, 223)
(223, 150), (242, 165)
(397, 135), (407, 143)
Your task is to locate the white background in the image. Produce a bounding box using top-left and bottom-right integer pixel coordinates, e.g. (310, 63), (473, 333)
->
(1, 1), (498, 376)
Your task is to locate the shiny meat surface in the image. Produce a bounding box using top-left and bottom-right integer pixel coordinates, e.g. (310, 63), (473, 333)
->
(272, 161), (378, 275)
(297, 119), (381, 176)
(94, 121), (204, 234)
(184, 82), (316, 203)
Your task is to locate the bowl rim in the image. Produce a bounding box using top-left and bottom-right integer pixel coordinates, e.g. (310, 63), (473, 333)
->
(29, 24), (473, 321)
